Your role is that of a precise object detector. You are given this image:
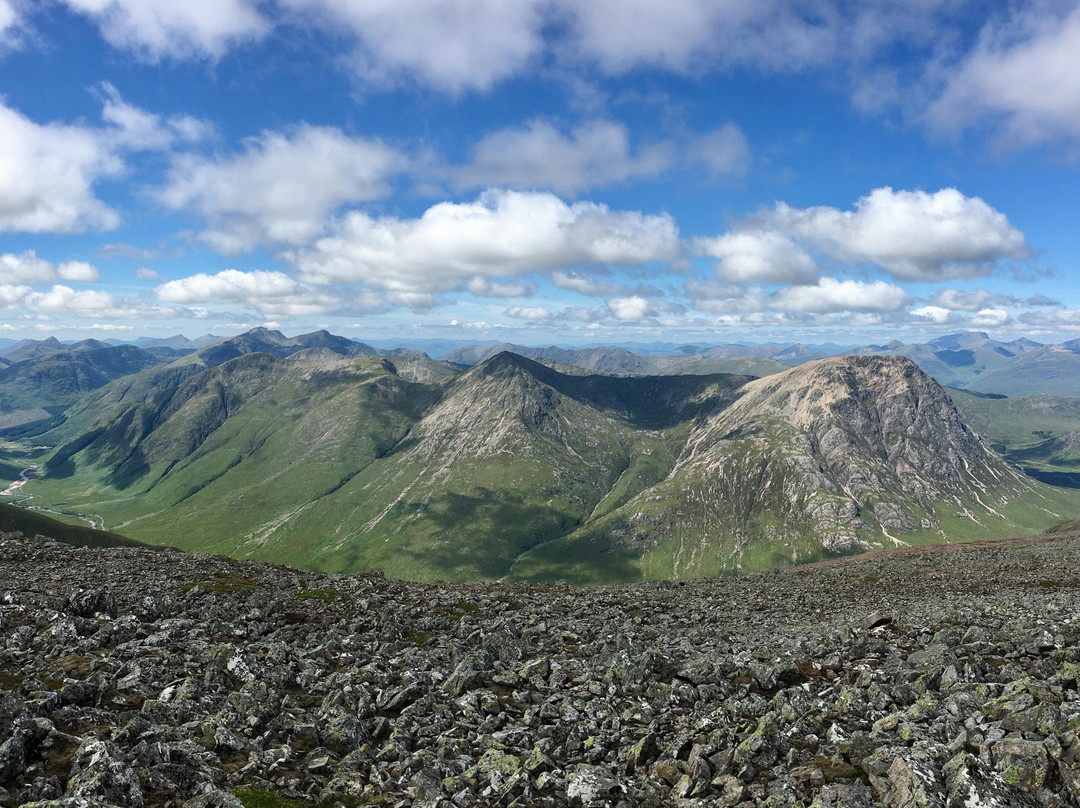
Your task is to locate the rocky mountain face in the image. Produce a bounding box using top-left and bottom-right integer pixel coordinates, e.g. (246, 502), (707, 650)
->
(521, 356), (1054, 581)
(17, 345), (1078, 584)
(679, 356), (1023, 545)
(5, 529), (1080, 806)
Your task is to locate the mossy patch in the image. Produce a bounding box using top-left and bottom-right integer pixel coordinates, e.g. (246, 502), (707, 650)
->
(180, 569), (258, 594)
(295, 588), (339, 600)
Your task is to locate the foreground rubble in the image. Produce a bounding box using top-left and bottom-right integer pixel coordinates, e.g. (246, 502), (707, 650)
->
(3, 531), (1080, 807)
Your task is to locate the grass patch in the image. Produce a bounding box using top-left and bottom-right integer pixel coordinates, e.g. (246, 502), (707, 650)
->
(434, 601), (483, 619)
(179, 569), (257, 595)
(295, 588), (339, 600)
(234, 790), (308, 808)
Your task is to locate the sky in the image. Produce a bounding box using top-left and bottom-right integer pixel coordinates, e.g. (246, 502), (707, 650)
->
(1, 1), (1079, 348)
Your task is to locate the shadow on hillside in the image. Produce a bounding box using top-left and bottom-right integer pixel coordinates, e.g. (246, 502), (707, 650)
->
(1020, 467), (1080, 489)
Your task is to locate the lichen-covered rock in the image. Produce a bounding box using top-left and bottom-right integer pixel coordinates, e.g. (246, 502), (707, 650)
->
(5, 530), (1080, 806)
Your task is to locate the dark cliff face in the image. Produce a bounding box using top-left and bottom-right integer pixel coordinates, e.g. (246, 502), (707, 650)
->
(3, 530), (1080, 807)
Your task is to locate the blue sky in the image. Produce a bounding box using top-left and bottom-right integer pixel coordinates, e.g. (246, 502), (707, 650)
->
(1, 1), (1079, 347)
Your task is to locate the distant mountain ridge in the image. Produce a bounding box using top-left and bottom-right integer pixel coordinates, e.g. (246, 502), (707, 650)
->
(443, 331), (1080, 396)
(8, 329), (1080, 396)
(14, 332), (1079, 584)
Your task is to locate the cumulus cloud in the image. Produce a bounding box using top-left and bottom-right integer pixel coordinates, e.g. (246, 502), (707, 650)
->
(455, 119), (673, 196)
(57, 261), (100, 282)
(0, 0), (21, 47)
(928, 5), (1080, 148)
(60, 0), (270, 61)
(97, 82), (212, 150)
(133, 267), (165, 282)
(607, 295), (655, 321)
(970, 308), (1010, 328)
(688, 124), (751, 178)
(910, 305), (954, 324)
(551, 270), (627, 297)
(772, 278), (910, 314)
(454, 119), (750, 195)
(1, 250), (54, 283)
(466, 277), (536, 298)
(282, 0), (546, 93)
(0, 283), (177, 319)
(1018, 308), (1080, 331)
(558, 0), (839, 75)
(695, 229), (818, 285)
(158, 125), (406, 254)
(286, 189), (680, 294)
(683, 280), (768, 315)
(0, 102), (122, 233)
(154, 268), (340, 317)
(762, 187), (1029, 281)
(928, 288), (1021, 312)
(505, 306), (551, 321)
(0, 250), (100, 283)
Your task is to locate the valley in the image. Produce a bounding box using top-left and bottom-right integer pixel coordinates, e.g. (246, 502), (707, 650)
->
(3, 328), (1080, 584)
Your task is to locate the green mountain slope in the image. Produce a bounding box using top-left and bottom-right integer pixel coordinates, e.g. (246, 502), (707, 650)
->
(0, 502), (148, 549)
(32, 351), (437, 558)
(446, 342), (788, 377)
(17, 348), (1080, 584)
(0, 343), (166, 428)
(508, 357), (1080, 583)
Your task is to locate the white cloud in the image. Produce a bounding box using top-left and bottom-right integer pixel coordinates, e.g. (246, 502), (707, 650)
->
(0, 250), (100, 283)
(61, 0), (269, 61)
(466, 277), (536, 298)
(282, 0), (546, 93)
(1, 250), (55, 283)
(558, 0), (839, 75)
(154, 268), (340, 317)
(57, 261), (100, 282)
(695, 229), (818, 285)
(0, 0), (20, 47)
(929, 288), (1016, 312)
(689, 124), (751, 178)
(158, 125), (406, 254)
(970, 308), (1010, 328)
(910, 305), (953, 324)
(97, 82), (212, 150)
(0, 102), (122, 233)
(559, 306), (602, 323)
(1018, 308), (1080, 331)
(287, 189), (680, 294)
(0, 283), (177, 319)
(134, 267), (165, 282)
(551, 270), (626, 297)
(764, 187), (1029, 281)
(928, 6), (1080, 148)
(456, 119), (674, 196)
(684, 281), (768, 315)
(505, 306), (551, 321)
(607, 295), (655, 321)
(455, 119), (749, 195)
(772, 277), (910, 313)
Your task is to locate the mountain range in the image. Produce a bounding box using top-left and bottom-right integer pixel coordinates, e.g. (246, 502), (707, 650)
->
(444, 331), (1080, 397)
(5, 328), (1080, 584)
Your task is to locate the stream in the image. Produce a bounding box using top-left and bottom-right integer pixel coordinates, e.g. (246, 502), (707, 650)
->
(1, 467), (103, 529)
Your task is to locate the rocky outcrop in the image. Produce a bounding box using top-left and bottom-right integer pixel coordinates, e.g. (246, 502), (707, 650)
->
(585, 356), (1037, 571)
(4, 529), (1080, 806)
